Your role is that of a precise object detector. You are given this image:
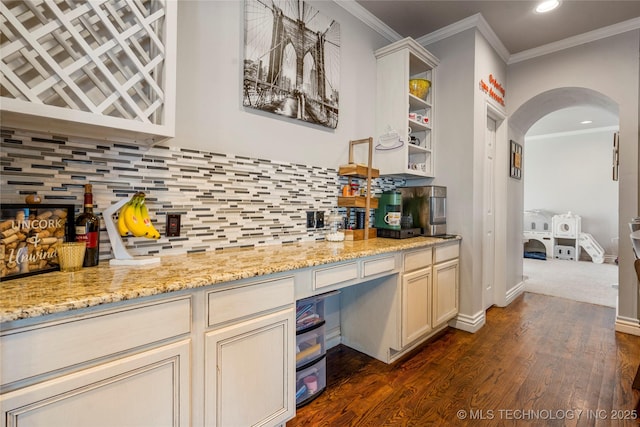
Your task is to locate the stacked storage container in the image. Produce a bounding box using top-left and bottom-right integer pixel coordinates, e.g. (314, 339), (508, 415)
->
(295, 294), (332, 407)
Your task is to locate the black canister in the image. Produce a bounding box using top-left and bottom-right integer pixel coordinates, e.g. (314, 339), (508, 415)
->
(356, 211), (365, 229)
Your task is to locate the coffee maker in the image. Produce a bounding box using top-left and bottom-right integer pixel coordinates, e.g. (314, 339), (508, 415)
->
(399, 186), (447, 236)
(374, 191), (402, 231)
(375, 191), (423, 238)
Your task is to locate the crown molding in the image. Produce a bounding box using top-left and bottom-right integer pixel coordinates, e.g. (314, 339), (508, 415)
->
(333, 0), (402, 43)
(416, 13), (510, 63)
(508, 16), (640, 64)
(525, 125), (619, 141)
(337, 2), (640, 67)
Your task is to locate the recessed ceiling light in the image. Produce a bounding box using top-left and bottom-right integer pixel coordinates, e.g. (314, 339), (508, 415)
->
(580, 120), (593, 124)
(535, 0), (560, 13)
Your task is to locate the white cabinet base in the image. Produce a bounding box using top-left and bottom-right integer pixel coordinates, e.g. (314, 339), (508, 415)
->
(205, 308), (295, 427)
(401, 267), (433, 347)
(1, 340), (190, 427)
(433, 258), (459, 326)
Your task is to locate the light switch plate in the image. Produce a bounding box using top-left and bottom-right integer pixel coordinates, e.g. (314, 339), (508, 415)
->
(306, 211), (316, 228)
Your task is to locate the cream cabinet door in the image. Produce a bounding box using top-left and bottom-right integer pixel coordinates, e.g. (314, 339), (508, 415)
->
(205, 307), (295, 427)
(1, 340), (190, 427)
(401, 267), (432, 347)
(433, 258), (459, 326)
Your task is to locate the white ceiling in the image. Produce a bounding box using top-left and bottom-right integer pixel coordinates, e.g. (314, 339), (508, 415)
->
(526, 105), (619, 137)
(355, 0), (640, 54)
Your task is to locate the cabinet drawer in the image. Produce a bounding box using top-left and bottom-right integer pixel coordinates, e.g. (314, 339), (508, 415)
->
(362, 255), (396, 278)
(208, 276), (294, 327)
(313, 262), (358, 290)
(404, 248), (432, 272)
(435, 243), (459, 263)
(1, 297), (191, 387)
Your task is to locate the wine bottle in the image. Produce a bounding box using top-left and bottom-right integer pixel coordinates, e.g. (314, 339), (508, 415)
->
(75, 184), (100, 267)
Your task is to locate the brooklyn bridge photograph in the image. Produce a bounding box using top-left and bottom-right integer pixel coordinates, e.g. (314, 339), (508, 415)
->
(243, 0), (340, 129)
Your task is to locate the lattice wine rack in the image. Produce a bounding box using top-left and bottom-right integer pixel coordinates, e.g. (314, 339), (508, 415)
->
(0, 0), (176, 142)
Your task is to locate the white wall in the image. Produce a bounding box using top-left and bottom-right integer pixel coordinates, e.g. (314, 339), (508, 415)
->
(421, 29), (478, 326)
(508, 30), (640, 330)
(524, 129), (619, 257)
(167, 0), (393, 344)
(169, 0), (390, 169)
(473, 31), (510, 309)
(418, 28), (510, 328)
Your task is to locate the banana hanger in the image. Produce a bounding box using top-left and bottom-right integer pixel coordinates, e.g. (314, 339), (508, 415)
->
(103, 195), (162, 266)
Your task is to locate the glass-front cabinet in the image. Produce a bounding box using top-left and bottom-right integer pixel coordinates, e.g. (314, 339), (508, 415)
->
(374, 38), (439, 178)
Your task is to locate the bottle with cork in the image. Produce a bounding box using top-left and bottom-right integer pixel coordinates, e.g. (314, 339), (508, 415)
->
(75, 184), (100, 267)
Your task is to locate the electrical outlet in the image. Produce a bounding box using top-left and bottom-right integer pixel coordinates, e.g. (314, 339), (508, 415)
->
(306, 211), (316, 228)
(316, 211), (324, 228)
(166, 213), (181, 237)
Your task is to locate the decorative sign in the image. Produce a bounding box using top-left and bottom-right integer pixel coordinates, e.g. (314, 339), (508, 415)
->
(479, 74), (506, 107)
(0, 204), (75, 280)
(243, 0), (341, 129)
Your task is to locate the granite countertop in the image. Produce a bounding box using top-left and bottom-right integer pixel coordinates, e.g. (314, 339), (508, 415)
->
(0, 236), (459, 323)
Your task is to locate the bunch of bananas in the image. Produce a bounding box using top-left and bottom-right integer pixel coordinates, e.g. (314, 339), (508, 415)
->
(117, 192), (161, 239)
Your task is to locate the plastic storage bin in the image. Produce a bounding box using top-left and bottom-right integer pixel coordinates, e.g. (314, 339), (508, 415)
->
(296, 295), (328, 331)
(295, 355), (327, 407)
(295, 292), (337, 408)
(296, 322), (326, 367)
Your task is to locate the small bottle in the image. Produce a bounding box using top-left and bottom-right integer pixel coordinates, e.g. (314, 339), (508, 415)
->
(75, 184), (100, 267)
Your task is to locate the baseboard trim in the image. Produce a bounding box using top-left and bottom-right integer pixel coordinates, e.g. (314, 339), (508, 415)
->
(449, 310), (486, 333)
(325, 325), (342, 350)
(504, 281), (525, 306)
(615, 316), (640, 336)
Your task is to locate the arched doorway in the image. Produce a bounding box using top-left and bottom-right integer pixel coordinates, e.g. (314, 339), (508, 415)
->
(510, 86), (632, 320)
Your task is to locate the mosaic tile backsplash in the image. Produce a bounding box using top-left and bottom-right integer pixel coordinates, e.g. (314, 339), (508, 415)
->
(1, 129), (402, 260)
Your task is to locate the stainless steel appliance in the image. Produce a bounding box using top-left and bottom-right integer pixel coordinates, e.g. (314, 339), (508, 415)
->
(399, 186), (447, 236)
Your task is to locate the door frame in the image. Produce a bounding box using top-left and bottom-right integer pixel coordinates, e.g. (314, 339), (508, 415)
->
(484, 102), (508, 307)
(483, 115), (497, 309)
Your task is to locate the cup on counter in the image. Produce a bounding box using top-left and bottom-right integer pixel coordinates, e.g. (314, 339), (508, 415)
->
(384, 212), (401, 227)
(57, 242), (86, 272)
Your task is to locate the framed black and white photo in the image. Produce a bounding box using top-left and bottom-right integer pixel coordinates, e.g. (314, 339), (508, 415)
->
(510, 140), (522, 179)
(243, 0), (340, 129)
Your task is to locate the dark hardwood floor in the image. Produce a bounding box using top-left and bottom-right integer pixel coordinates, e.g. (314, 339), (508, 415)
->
(287, 292), (640, 426)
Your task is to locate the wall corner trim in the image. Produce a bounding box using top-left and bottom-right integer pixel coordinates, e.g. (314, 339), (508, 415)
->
(334, 0), (402, 43)
(508, 16), (640, 65)
(415, 13), (510, 63)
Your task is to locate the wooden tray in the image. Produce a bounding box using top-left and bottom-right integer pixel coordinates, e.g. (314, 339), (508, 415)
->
(337, 197), (379, 209)
(344, 228), (377, 241)
(338, 163), (380, 179)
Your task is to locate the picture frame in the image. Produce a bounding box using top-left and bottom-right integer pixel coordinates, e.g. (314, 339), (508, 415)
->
(510, 140), (522, 180)
(0, 204), (75, 281)
(612, 132), (619, 181)
(242, 0), (341, 129)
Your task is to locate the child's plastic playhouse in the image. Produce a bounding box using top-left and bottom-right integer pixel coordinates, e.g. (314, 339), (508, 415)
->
(523, 210), (605, 263)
